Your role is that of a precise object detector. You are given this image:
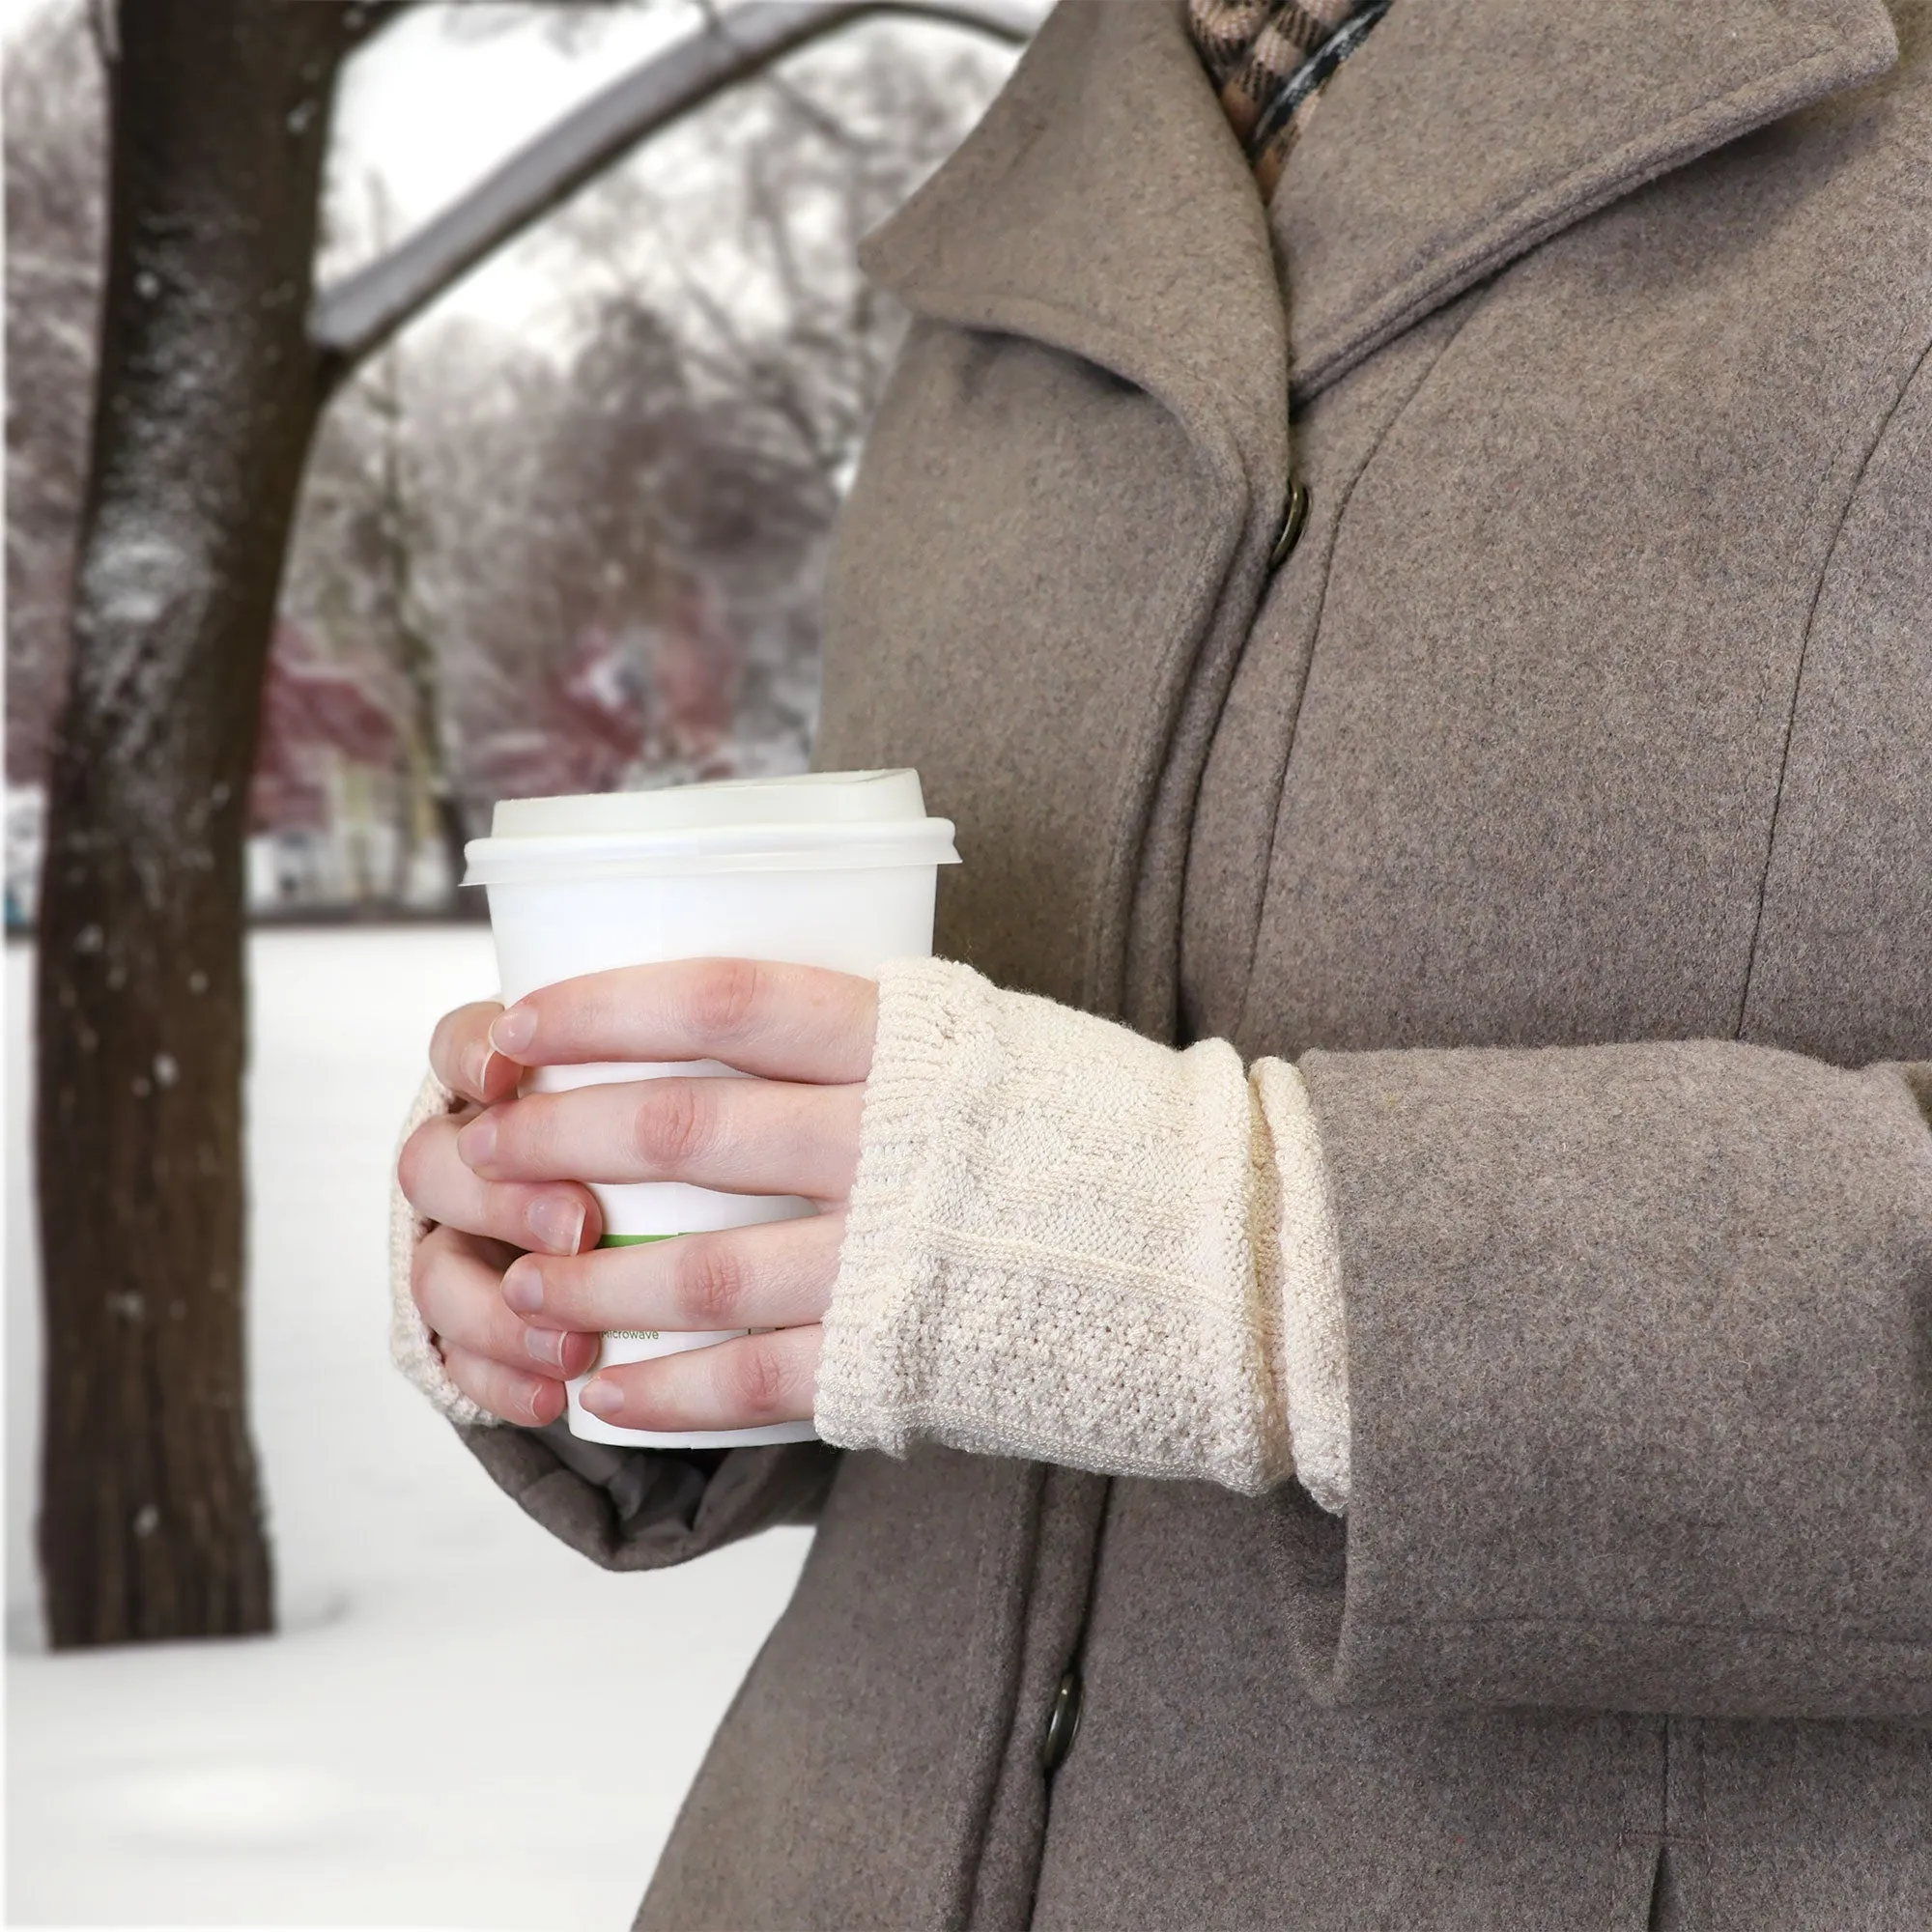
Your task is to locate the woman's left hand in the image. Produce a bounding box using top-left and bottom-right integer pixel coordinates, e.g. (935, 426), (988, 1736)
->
(457, 958), (878, 1433)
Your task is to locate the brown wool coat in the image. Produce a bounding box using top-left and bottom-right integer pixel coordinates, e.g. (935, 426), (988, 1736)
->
(456, 0), (1932, 1923)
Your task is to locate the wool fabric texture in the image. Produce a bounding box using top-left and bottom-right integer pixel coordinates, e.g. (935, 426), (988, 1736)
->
(814, 956), (1350, 1507)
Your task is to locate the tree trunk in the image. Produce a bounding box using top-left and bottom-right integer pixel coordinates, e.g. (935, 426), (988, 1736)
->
(34, 0), (360, 1648)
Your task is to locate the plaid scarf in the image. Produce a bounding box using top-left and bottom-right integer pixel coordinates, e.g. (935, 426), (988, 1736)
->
(1188, 0), (1394, 197)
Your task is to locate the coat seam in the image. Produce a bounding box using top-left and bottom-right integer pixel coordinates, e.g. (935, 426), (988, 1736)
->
(1232, 278), (1503, 1050)
(1358, 1610), (1932, 1648)
(1089, 495), (1248, 1018)
(1733, 323), (1932, 1040)
(948, 1463), (1046, 1932)
(1013, 1473), (1114, 1932)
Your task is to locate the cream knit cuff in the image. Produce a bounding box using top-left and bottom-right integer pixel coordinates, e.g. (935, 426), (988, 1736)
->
(814, 957), (1351, 1509)
(1253, 1055), (1350, 1511)
(388, 1067), (500, 1430)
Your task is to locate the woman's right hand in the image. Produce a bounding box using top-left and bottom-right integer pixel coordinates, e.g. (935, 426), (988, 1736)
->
(397, 1000), (605, 1426)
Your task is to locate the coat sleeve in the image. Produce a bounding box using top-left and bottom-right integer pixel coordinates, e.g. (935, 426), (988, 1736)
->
(1269, 347), (1932, 1723)
(389, 1066), (840, 1571)
(1279, 1041), (1932, 1721)
(454, 1417), (840, 1574)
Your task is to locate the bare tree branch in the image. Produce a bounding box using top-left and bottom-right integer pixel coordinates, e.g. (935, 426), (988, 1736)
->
(308, 0), (1035, 376)
(748, 143), (814, 331)
(696, 0), (881, 154)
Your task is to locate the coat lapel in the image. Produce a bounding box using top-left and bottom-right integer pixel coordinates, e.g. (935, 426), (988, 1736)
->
(838, 0), (1296, 1021)
(858, 0), (1293, 541)
(1274, 0), (1898, 397)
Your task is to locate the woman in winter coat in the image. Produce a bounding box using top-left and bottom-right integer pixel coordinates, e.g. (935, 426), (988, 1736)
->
(392, 0), (1932, 1924)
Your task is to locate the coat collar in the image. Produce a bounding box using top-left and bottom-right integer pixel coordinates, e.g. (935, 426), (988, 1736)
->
(1275, 0), (1899, 398)
(861, 0), (1897, 422)
(859, 0), (1290, 521)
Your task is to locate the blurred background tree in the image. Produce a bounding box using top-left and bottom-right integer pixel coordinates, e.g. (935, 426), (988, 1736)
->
(5, 0), (1023, 1648)
(5, 6), (103, 807)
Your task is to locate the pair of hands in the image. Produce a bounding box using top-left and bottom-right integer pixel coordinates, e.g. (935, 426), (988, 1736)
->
(399, 959), (878, 1433)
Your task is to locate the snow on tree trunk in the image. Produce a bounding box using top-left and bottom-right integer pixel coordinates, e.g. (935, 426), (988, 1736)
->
(35, 0), (363, 1648)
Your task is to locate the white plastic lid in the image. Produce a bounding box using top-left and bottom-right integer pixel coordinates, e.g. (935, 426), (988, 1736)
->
(463, 769), (959, 886)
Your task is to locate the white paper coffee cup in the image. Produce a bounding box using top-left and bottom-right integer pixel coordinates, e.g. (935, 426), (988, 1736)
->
(463, 769), (958, 1451)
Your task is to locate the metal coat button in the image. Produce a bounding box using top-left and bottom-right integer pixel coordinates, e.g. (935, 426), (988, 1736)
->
(1269, 477), (1310, 569)
(1041, 1667), (1083, 1776)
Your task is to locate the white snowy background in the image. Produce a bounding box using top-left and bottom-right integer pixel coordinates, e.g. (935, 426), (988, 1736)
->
(5, 929), (813, 1928)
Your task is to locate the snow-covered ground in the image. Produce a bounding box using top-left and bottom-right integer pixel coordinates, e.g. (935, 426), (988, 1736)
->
(6, 929), (812, 1928)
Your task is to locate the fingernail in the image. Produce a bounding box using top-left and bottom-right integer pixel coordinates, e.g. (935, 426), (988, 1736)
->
(526, 1196), (583, 1256)
(580, 1378), (622, 1416)
(456, 1113), (497, 1166)
(502, 1259), (543, 1315)
(469, 1044), (503, 1094)
(524, 1326), (567, 1369)
(490, 1006), (537, 1056)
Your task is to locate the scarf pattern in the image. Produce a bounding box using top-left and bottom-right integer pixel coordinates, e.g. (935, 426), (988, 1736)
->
(1187, 0), (1394, 197)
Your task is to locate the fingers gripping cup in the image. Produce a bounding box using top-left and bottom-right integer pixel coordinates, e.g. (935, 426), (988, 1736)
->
(463, 770), (958, 1450)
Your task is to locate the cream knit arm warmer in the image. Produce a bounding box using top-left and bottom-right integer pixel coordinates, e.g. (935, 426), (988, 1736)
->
(814, 957), (1351, 1511)
(386, 961), (1353, 1507)
(388, 1067), (499, 1429)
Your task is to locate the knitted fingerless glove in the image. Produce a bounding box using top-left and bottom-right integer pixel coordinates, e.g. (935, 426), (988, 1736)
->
(387, 957), (1352, 1510)
(813, 958), (1350, 1509)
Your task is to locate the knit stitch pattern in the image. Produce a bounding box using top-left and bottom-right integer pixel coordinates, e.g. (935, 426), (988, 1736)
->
(814, 957), (1351, 1506)
(388, 1066), (498, 1429)
(1254, 1058), (1350, 1510)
